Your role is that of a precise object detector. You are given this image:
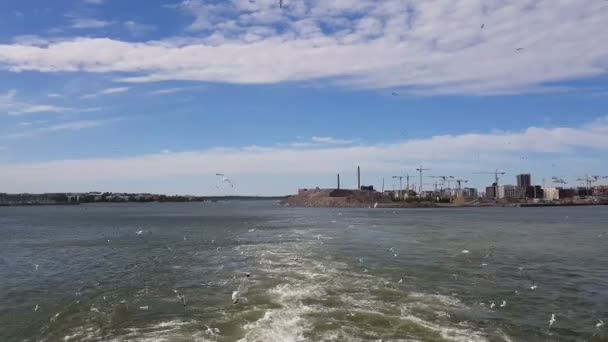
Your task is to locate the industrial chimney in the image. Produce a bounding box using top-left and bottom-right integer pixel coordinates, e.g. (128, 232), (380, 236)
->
(337, 173), (340, 190)
(357, 166), (361, 190)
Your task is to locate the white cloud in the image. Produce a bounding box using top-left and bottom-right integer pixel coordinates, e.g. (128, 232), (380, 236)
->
(70, 18), (111, 29)
(3, 118), (122, 139)
(18, 120), (48, 126)
(82, 87), (130, 99)
(13, 35), (51, 46)
(47, 93), (63, 98)
(1, 90), (70, 115)
(124, 21), (156, 36)
(149, 87), (188, 95)
(42, 120), (108, 131)
(311, 136), (353, 144)
(10, 104), (68, 115)
(1, 117), (607, 193)
(100, 87), (129, 95)
(0, 0), (607, 94)
(83, 0), (104, 4)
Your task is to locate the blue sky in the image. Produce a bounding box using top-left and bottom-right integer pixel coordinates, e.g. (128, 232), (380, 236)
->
(1, 0), (608, 195)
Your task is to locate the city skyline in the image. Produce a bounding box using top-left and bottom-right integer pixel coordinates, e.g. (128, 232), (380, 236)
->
(1, 0), (608, 195)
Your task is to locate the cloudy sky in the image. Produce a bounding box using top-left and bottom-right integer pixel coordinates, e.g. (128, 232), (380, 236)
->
(1, 0), (608, 195)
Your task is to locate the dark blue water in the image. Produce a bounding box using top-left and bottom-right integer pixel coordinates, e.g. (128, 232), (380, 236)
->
(0, 202), (607, 341)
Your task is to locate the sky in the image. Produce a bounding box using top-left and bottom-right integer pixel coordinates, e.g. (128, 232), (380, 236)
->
(1, 0), (608, 196)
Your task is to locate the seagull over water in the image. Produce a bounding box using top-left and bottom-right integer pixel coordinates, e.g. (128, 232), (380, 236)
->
(232, 286), (241, 304)
(174, 289), (187, 307)
(205, 325), (220, 336)
(549, 314), (556, 327)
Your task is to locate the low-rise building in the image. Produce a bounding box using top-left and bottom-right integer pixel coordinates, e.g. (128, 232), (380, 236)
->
(526, 186), (543, 199)
(559, 188), (576, 200)
(593, 186), (608, 196)
(449, 188), (478, 199)
(497, 185), (526, 201)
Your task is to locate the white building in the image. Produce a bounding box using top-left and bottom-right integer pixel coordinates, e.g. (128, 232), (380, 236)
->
(497, 185), (526, 200)
(543, 187), (560, 201)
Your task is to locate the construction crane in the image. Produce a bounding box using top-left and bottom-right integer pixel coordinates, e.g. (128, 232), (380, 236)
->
(392, 175), (405, 200)
(405, 174), (414, 192)
(429, 176), (455, 190)
(474, 170), (506, 200)
(551, 176), (567, 185)
(416, 165), (430, 194)
(454, 179), (468, 190)
(428, 176), (443, 189)
(576, 175), (604, 190)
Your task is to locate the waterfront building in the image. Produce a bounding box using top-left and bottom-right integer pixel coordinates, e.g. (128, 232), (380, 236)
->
(543, 187), (560, 201)
(485, 183), (497, 199)
(497, 185), (526, 200)
(526, 186), (543, 199)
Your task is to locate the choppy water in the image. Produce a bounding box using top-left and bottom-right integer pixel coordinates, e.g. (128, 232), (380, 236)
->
(1, 202), (607, 341)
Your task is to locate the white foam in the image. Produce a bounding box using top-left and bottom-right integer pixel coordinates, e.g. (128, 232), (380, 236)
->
(113, 319), (197, 342)
(240, 235), (494, 342)
(63, 326), (101, 341)
(239, 308), (309, 342)
(408, 292), (465, 308)
(400, 312), (488, 342)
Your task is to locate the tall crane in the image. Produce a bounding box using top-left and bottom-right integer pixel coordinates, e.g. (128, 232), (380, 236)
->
(392, 176), (405, 200)
(428, 176), (443, 190)
(576, 175), (606, 190)
(474, 170), (506, 200)
(454, 179), (468, 190)
(429, 176), (455, 190)
(405, 174), (414, 192)
(416, 165), (430, 194)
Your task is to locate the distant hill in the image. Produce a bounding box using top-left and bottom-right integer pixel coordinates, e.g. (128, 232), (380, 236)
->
(283, 189), (393, 208)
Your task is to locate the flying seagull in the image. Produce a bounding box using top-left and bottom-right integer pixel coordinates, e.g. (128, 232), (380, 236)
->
(516, 48), (524, 52)
(216, 173), (234, 188)
(232, 286), (241, 304)
(205, 326), (220, 336)
(549, 314), (556, 327)
(481, 24), (485, 29)
(174, 289), (187, 307)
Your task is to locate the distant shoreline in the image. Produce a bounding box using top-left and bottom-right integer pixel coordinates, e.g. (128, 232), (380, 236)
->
(282, 202), (608, 209)
(281, 189), (608, 209)
(0, 196), (287, 207)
